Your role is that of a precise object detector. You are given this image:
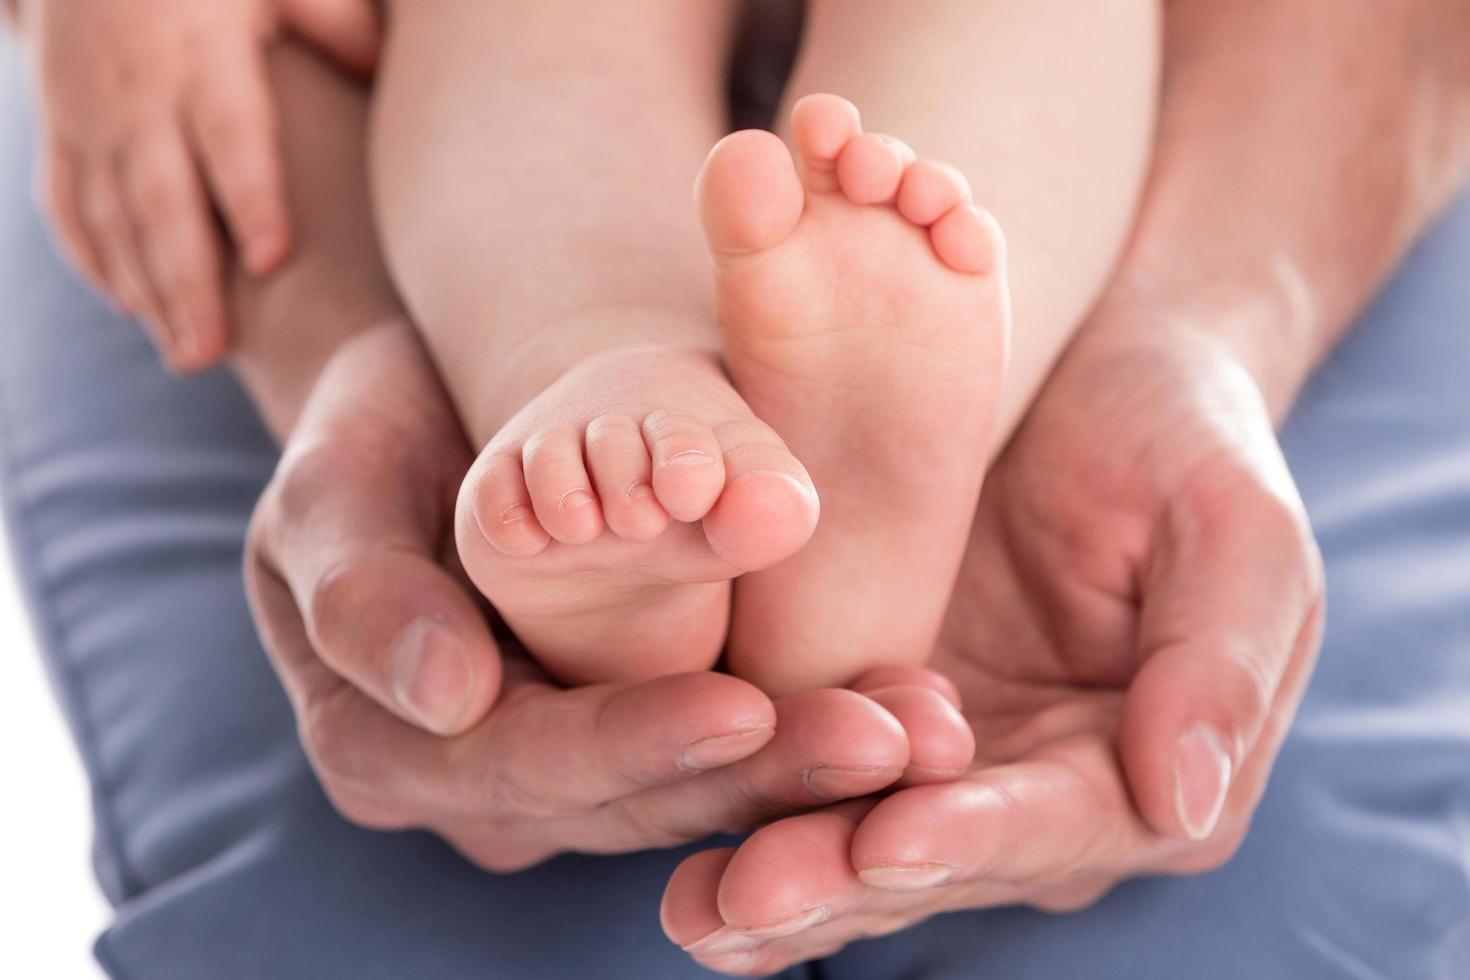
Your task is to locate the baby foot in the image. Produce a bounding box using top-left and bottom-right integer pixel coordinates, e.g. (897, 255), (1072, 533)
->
(455, 345), (819, 686)
(698, 94), (1010, 695)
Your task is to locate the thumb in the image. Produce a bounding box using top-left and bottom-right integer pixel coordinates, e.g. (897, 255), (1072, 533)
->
(277, 0), (383, 76)
(1117, 466), (1323, 841)
(250, 323), (502, 736)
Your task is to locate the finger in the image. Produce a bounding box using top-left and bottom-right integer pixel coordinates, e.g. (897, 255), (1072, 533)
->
(662, 848), (738, 951)
(849, 751), (1143, 894)
(121, 129), (230, 370)
(446, 672), (778, 822)
(850, 665), (964, 710)
(719, 804), (873, 934)
(1119, 469), (1324, 840)
(244, 558), (434, 831)
(35, 139), (107, 291)
(186, 46), (291, 273)
(572, 687), (910, 853)
(278, 0), (383, 76)
(78, 157), (168, 336)
(860, 686), (975, 784)
(668, 807), (875, 974)
(256, 324), (501, 735)
(668, 800), (959, 974)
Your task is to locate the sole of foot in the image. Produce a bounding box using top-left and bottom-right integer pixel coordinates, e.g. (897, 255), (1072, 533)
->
(697, 93), (1010, 696)
(455, 345), (819, 685)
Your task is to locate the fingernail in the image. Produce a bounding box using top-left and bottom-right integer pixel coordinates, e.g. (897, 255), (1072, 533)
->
(560, 488), (595, 509)
(1175, 723), (1233, 840)
(682, 926), (761, 956)
(678, 725), (774, 771)
(736, 905), (829, 939)
(857, 863), (957, 891)
(663, 449), (714, 467)
(499, 503), (531, 525)
(626, 482), (653, 501)
(802, 765), (903, 801)
(390, 618), (473, 735)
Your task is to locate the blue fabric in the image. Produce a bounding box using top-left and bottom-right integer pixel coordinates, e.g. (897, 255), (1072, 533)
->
(2, 42), (1466, 980)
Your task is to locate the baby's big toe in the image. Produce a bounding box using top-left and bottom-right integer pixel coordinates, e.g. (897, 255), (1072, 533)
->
(697, 129), (805, 256)
(702, 419), (819, 573)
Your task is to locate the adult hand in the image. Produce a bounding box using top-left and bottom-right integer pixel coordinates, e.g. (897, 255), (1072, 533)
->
(245, 321), (975, 871)
(20, 0), (380, 370)
(661, 307), (1325, 974)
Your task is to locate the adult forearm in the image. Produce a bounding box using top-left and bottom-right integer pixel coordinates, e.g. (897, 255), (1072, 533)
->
(1110, 0), (1470, 419)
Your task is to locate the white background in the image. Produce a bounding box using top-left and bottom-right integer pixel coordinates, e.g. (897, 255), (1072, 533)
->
(0, 517), (108, 978)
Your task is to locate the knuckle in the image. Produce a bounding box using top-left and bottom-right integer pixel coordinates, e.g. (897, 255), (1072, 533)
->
(198, 99), (262, 153)
(319, 783), (407, 832)
(482, 770), (564, 822)
(270, 441), (356, 521)
(304, 560), (367, 653)
(131, 172), (185, 222)
(298, 687), (365, 790)
(1030, 879), (1114, 914)
(451, 832), (553, 874)
(604, 797), (685, 848)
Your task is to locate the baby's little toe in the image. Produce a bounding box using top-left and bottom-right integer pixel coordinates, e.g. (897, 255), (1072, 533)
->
(930, 204), (1005, 275)
(463, 451), (550, 559)
(897, 158), (973, 227)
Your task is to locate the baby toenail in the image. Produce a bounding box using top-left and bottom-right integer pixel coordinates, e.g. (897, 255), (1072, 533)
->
(664, 449), (714, 467)
(626, 482), (654, 501)
(560, 488), (595, 510)
(499, 503), (530, 525)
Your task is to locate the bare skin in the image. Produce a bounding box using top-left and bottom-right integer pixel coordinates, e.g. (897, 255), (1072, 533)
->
(373, 0), (1158, 692)
(17, 0), (379, 370)
(223, 40), (977, 861)
(660, 0), (1470, 971)
(700, 95), (1008, 694)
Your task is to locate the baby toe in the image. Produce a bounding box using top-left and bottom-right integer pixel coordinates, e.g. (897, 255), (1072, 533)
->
(897, 158), (973, 227)
(586, 413), (669, 542)
(523, 426), (604, 545)
(791, 93), (863, 193)
(836, 133), (914, 205)
(929, 203), (1006, 275)
(462, 451), (550, 559)
(643, 411), (727, 523)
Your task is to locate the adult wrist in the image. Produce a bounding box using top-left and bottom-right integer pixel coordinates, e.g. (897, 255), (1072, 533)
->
(1091, 251), (1322, 426)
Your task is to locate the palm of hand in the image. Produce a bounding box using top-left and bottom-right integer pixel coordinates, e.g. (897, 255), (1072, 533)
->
(666, 325), (1325, 975)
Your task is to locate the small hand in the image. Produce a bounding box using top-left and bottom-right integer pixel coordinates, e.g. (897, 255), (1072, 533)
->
(662, 312), (1325, 975)
(247, 322), (975, 870)
(20, 0), (379, 369)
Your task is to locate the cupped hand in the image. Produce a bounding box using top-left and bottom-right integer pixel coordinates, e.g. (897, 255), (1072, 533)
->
(246, 321), (975, 871)
(662, 310), (1326, 974)
(20, 0), (379, 370)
